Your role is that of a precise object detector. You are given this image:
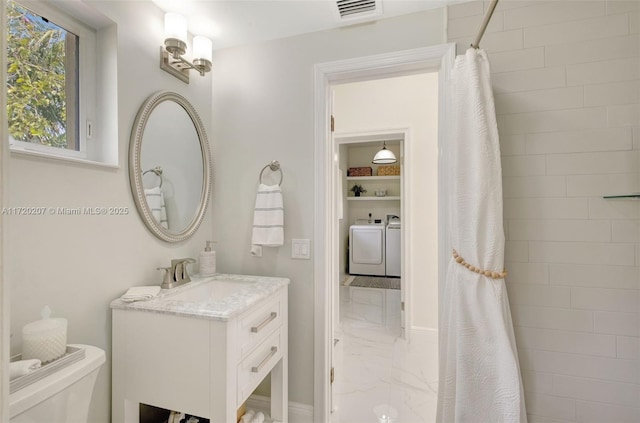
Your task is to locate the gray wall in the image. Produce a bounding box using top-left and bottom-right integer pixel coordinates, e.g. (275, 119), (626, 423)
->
(6, 0), (636, 419)
(6, 2), (213, 421)
(4, 3), (447, 419)
(210, 8), (446, 405)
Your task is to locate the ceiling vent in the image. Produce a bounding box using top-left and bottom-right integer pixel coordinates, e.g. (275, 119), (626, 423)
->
(335, 0), (383, 23)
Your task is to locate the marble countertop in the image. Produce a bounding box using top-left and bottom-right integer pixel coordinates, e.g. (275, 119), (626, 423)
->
(110, 273), (289, 321)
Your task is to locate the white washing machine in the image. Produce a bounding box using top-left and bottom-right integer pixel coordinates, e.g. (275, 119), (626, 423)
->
(349, 223), (386, 276)
(385, 216), (401, 277)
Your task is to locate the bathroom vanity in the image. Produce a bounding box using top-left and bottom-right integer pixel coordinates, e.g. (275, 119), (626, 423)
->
(110, 274), (289, 422)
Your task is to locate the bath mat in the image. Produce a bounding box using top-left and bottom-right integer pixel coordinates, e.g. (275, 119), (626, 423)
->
(347, 276), (401, 290)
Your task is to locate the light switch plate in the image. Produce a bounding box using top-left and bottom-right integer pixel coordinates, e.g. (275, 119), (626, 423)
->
(292, 239), (311, 259)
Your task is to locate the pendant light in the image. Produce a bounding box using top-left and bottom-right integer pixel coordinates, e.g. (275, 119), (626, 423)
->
(372, 141), (397, 164)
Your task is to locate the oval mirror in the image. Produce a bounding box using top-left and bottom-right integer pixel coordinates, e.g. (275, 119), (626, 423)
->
(129, 91), (212, 242)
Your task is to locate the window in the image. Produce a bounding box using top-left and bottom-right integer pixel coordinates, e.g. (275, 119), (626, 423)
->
(5, 0), (104, 163)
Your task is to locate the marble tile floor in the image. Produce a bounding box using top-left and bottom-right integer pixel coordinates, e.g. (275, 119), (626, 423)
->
(332, 286), (439, 423)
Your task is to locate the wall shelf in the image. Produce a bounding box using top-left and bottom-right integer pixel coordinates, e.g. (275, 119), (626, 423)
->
(603, 194), (640, 200)
(346, 175), (400, 181)
(347, 175), (400, 201)
(347, 196), (401, 201)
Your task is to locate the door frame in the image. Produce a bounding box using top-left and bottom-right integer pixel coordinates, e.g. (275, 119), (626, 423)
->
(313, 43), (456, 422)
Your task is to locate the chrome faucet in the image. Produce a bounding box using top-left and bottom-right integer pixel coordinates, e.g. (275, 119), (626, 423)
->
(172, 258), (195, 284)
(158, 258), (196, 289)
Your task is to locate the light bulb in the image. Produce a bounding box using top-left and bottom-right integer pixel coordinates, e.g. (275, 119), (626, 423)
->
(193, 36), (212, 62)
(164, 13), (187, 44)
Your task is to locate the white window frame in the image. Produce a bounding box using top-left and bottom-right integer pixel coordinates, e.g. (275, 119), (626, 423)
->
(7, 0), (97, 162)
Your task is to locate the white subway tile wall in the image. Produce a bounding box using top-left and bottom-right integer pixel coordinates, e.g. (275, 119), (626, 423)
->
(449, 1), (639, 421)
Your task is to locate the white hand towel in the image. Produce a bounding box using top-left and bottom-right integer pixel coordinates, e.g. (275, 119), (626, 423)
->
(10, 359), (41, 380)
(251, 184), (284, 249)
(144, 186), (169, 229)
(120, 286), (162, 303)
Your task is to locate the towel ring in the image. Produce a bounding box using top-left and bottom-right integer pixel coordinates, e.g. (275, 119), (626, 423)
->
(143, 166), (164, 189)
(259, 160), (283, 186)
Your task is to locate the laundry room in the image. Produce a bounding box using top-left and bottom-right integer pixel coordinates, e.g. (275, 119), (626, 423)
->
(337, 138), (404, 325)
(344, 142), (402, 278)
(343, 139), (403, 317)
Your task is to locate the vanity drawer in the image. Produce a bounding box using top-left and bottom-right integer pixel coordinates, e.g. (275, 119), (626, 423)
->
(237, 328), (283, 406)
(237, 293), (282, 359)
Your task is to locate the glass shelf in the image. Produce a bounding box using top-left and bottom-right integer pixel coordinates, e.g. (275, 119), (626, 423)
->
(603, 194), (640, 200)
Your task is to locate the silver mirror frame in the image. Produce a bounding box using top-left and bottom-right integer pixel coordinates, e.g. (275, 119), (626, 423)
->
(129, 91), (212, 243)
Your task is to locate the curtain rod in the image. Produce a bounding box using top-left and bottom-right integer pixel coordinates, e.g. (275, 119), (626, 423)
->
(470, 0), (499, 49)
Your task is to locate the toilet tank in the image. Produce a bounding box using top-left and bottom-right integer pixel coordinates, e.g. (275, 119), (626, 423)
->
(9, 344), (105, 423)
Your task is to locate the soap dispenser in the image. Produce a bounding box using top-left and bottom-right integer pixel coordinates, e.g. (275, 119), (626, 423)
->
(199, 241), (216, 276)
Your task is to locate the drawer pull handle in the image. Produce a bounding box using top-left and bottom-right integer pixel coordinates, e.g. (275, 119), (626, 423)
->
(251, 346), (278, 373)
(251, 312), (277, 333)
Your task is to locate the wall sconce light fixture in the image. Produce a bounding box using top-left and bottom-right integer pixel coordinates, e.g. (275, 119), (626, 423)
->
(160, 13), (212, 84)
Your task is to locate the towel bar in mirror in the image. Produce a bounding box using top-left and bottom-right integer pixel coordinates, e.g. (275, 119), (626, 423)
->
(129, 91), (212, 242)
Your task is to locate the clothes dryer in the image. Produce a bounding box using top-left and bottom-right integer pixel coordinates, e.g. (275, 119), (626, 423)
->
(349, 223), (386, 276)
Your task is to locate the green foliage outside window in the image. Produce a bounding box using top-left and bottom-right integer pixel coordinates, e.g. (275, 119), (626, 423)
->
(6, 1), (70, 148)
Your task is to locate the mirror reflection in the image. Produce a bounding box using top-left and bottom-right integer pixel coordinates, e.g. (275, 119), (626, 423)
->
(129, 91), (211, 243)
(140, 101), (203, 232)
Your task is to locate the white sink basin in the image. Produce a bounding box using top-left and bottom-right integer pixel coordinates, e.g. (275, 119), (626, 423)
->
(168, 279), (255, 303)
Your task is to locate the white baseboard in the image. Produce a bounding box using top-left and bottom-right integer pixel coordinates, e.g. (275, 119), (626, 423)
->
(409, 326), (438, 343)
(246, 395), (314, 423)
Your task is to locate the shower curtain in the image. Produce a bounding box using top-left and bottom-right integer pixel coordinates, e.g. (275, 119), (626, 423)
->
(436, 48), (527, 422)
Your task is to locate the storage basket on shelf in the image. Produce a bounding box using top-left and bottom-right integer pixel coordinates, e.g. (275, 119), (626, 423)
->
(377, 165), (400, 176)
(347, 167), (372, 177)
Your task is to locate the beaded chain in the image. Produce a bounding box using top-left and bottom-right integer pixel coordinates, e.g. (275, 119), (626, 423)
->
(452, 249), (508, 279)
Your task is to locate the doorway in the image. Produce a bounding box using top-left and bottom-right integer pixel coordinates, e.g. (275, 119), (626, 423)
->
(335, 134), (405, 325)
(313, 43), (456, 423)
(332, 73), (435, 422)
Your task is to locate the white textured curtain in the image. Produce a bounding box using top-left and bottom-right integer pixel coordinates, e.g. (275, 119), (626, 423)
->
(436, 48), (527, 423)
